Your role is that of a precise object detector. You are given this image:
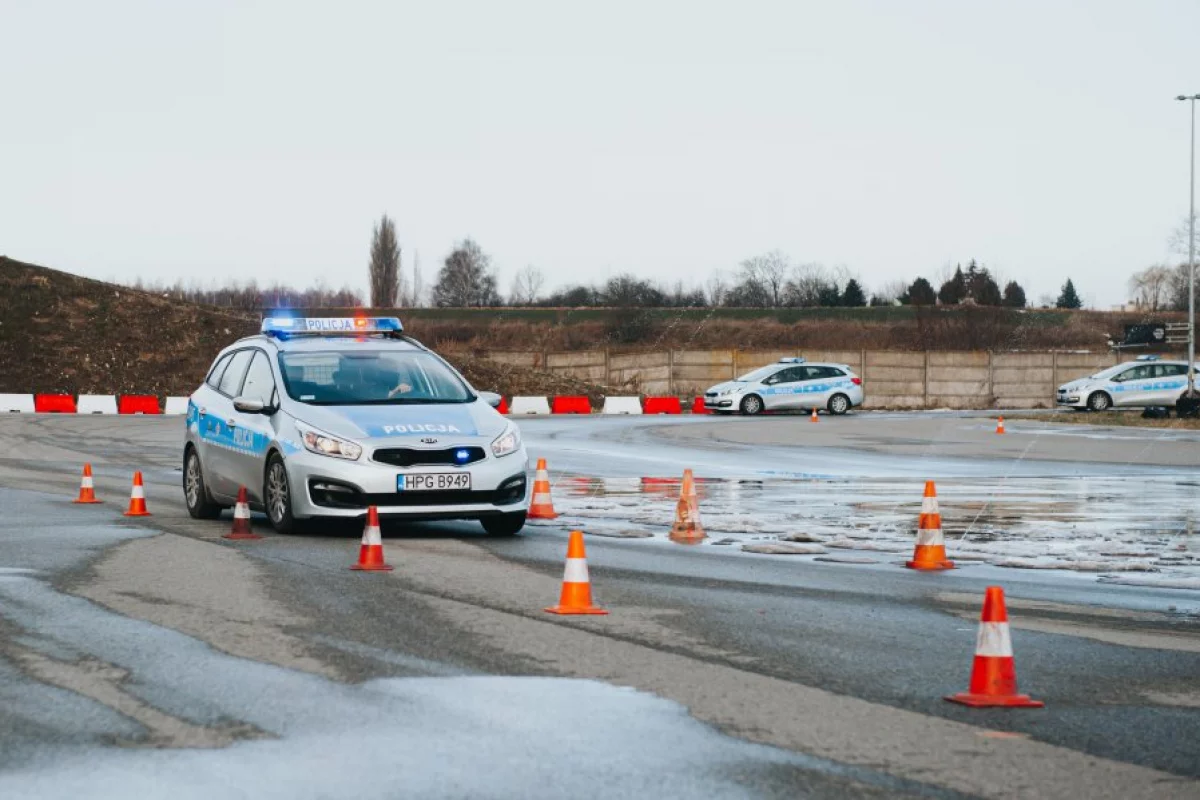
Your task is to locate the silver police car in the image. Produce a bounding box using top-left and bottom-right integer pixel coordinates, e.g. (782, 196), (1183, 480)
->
(703, 357), (865, 415)
(1056, 355), (1198, 412)
(183, 317), (529, 535)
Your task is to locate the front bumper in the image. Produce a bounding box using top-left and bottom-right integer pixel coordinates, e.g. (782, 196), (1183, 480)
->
(703, 395), (737, 409)
(1056, 391), (1085, 407)
(285, 447), (530, 519)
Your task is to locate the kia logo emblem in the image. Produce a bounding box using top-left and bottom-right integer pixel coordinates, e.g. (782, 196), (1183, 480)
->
(421, 437), (439, 444)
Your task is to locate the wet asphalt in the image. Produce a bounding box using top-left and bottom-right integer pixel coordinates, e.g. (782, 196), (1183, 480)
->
(0, 412), (1198, 798)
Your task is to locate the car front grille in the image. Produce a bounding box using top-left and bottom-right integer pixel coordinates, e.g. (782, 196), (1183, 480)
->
(372, 446), (487, 467)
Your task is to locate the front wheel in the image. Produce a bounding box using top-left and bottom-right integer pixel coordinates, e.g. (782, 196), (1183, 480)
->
(264, 454), (304, 534)
(1087, 391), (1112, 412)
(827, 393), (851, 416)
(184, 447), (224, 520)
(482, 512), (526, 536)
(739, 395), (764, 416)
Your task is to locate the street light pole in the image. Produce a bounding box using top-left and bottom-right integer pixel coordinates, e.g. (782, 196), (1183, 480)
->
(1178, 94), (1199, 396)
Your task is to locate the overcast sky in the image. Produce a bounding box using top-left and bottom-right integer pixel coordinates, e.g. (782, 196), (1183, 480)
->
(2, 0), (1198, 307)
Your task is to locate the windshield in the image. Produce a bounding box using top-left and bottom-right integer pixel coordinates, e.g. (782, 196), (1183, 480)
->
(736, 365), (781, 383)
(278, 351), (474, 405)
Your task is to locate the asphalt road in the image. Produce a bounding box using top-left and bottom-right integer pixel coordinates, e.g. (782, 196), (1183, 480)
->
(0, 412), (1198, 799)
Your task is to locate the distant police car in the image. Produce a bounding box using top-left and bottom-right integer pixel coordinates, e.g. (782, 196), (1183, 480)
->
(703, 358), (864, 415)
(1056, 355), (1198, 412)
(183, 317), (529, 535)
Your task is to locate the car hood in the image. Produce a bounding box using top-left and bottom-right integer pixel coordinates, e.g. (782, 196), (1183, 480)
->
(1057, 379), (1094, 393)
(707, 381), (748, 394)
(286, 401), (506, 442)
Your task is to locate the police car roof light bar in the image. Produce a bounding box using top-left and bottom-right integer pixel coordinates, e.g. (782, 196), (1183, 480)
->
(260, 316), (404, 339)
(1134, 354), (1161, 361)
(778, 357), (807, 364)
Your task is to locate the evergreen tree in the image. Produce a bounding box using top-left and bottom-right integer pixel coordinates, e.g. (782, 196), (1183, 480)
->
(964, 261), (1002, 306)
(816, 284), (842, 307)
(938, 266), (967, 305)
(901, 277), (937, 306)
(1002, 281), (1027, 308)
(1055, 278), (1082, 309)
(841, 279), (867, 307)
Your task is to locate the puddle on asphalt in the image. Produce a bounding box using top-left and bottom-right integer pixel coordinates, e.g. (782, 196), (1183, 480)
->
(554, 475), (1200, 589)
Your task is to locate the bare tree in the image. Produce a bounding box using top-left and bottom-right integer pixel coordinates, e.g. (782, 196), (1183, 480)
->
(738, 250), (791, 307)
(706, 269), (729, 306)
(783, 262), (834, 307)
(1129, 265), (1173, 311)
(509, 264), (545, 305)
(368, 214), (402, 307)
(1169, 213), (1200, 259)
(432, 238), (501, 307)
(412, 251), (424, 308)
(872, 279), (908, 305)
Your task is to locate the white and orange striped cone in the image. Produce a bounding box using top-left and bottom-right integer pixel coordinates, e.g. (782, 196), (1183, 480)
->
(224, 486), (262, 540)
(669, 468), (706, 544)
(946, 586), (1043, 707)
(906, 480), (954, 570)
(996, 416), (1006, 435)
(544, 530), (608, 615)
(351, 506), (393, 571)
(528, 458), (558, 520)
(810, 407), (819, 422)
(73, 463), (102, 504)
(123, 471), (151, 517)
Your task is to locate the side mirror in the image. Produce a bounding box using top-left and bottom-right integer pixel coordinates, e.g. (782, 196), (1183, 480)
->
(479, 391), (502, 409)
(233, 396), (266, 414)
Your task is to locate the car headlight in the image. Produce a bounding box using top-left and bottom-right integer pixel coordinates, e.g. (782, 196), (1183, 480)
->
(491, 425), (521, 458)
(719, 388), (737, 396)
(295, 421), (362, 460)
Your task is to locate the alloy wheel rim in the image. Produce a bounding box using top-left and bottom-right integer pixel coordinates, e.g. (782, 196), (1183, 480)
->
(832, 396), (848, 414)
(268, 464), (289, 523)
(185, 455), (200, 507)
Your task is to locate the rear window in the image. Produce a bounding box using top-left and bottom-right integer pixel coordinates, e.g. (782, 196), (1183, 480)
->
(206, 353), (234, 389)
(217, 350), (254, 396)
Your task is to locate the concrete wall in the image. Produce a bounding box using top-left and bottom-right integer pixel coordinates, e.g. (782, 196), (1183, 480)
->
(456, 348), (1139, 409)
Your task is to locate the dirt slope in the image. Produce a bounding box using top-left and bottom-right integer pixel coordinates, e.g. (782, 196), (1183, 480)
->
(0, 257), (615, 401)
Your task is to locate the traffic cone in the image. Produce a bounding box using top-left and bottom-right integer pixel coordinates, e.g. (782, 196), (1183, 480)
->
(73, 463), (102, 504)
(224, 486), (262, 540)
(906, 480), (954, 570)
(545, 530), (608, 615)
(810, 407), (819, 422)
(351, 506), (393, 571)
(946, 586), (1044, 708)
(996, 416), (1006, 435)
(669, 468), (706, 543)
(528, 458), (558, 520)
(123, 471), (151, 517)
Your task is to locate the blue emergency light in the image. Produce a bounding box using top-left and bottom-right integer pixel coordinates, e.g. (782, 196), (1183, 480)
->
(778, 357), (807, 364)
(261, 316), (404, 338)
(1134, 354), (1161, 361)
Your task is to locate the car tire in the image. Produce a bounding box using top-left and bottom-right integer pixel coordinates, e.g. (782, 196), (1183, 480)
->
(184, 446), (224, 520)
(482, 512), (526, 536)
(827, 393), (851, 416)
(264, 453), (305, 535)
(739, 395), (764, 416)
(1086, 391), (1112, 412)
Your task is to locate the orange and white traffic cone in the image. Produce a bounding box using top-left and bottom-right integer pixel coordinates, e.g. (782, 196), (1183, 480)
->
(996, 416), (1006, 435)
(224, 486), (262, 540)
(123, 471), (151, 517)
(810, 407), (819, 422)
(545, 530), (608, 615)
(669, 468), (706, 544)
(528, 458), (558, 520)
(906, 480), (954, 570)
(351, 506), (393, 571)
(73, 463), (102, 504)
(946, 586), (1043, 708)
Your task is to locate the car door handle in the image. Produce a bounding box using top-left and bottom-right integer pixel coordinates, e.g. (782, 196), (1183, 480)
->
(226, 418), (238, 428)
(198, 407), (207, 416)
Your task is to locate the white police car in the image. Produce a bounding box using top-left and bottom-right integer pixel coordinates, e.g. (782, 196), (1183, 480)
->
(1056, 355), (1198, 412)
(183, 317), (529, 535)
(703, 357), (864, 415)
